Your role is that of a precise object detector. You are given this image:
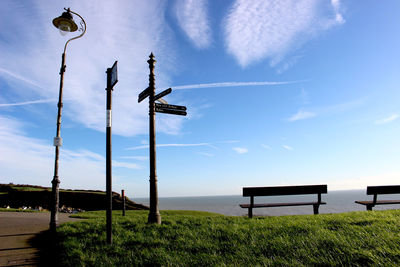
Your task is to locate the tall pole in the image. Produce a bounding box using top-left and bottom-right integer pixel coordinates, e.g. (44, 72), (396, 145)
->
(106, 65), (114, 244)
(148, 53), (161, 224)
(50, 8), (86, 233)
(50, 52), (66, 232)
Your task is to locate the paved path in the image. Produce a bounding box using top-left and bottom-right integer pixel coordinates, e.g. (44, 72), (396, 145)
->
(0, 212), (81, 266)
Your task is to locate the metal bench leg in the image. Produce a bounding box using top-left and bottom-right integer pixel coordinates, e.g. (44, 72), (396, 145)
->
(366, 205), (373, 211)
(249, 196), (254, 218)
(313, 204), (319, 215)
(248, 207), (253, 218)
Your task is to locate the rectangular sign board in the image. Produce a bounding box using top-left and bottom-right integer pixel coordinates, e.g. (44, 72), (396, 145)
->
(138, 87), (150, 103)
(155, 103), (186, 111)
(155, 107), (187, 116)
(154, 88), (172, 102)
(156, 98), (168, 104)
(107, 61), (118, 89)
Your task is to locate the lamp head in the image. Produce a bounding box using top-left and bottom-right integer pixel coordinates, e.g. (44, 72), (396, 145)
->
(52, 9), (78, 35)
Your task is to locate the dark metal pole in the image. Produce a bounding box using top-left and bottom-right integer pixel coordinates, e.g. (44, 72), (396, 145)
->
(147, 53), (161, 224)
(106, 68), (113, 244)
(122, 190), (126, 216)
(49, 8), (86, 233)
(50, 52), (66, 232)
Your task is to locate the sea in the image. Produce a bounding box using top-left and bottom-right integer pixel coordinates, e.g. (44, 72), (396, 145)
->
(133, 190), (400, 217)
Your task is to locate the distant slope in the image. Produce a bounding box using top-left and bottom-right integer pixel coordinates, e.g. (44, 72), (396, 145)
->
(0, 184), (148, 211)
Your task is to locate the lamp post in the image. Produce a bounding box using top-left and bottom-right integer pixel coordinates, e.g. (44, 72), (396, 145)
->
(50, 8), (86, 232)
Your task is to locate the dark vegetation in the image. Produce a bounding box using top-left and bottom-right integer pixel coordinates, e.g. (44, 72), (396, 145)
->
(0, 183), (148, 211)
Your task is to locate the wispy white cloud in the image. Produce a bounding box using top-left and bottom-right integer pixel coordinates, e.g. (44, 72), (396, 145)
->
(282, 145), (293, 151)
(119, 156), (149, 161)
(288, 109), (316, 121)
(126, 142), (218, 150)
(0, 67), (44, 89)
(224, 0), (345, 67)
(174, 0), (211, 49)
(167, 80), (305, 91)
(0, 115), (139, 188)
(300, 88), (310, 105)
(288, 97), (367, 122)
(330, 0), (345, 24)
(0, 1), (179, 137)
(233, 147), (248, 154)
(261, 144), (271, 149)
(0, 98), (56, 107)
(197, 152), (214, 157)
(374, 114), (399, 125)
(112, 161), (142, 170)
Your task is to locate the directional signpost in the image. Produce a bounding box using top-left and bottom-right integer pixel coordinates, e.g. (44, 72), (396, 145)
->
(138, 53), (187, 224)
(155, 103), (187, 116)
(154, 88), (172, 102)
(138, 87), (150, 103)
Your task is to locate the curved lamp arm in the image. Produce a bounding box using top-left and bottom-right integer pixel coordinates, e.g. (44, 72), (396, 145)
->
(63, 8), (87, 54)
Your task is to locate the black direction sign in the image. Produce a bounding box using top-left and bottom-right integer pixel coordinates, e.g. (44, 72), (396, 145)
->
(107, 61), (118, 89)
(154, 88), (172, 102)
(155, 103), (186, 111)
(155, 107), (187, 116)
(138, 87), (150, 103)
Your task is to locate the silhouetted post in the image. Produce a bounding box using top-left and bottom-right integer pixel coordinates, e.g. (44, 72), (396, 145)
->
(148, 53), (161, 224)
(122, 189), (126, 216)
(106, 61), (118, 244)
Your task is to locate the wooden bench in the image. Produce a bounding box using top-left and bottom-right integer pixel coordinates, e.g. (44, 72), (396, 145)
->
(355, 185), (400, 211)
(239, 185), (327, 218)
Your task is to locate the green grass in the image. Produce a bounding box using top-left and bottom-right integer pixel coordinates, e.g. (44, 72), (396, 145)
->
(53, 210), (400, 266)
(10, 186), (47, 191)
(0, 207), (46, 212)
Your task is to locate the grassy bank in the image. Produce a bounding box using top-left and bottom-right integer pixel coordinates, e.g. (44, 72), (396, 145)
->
(0, 183), (148, 211)
(52, 210), (400, 266)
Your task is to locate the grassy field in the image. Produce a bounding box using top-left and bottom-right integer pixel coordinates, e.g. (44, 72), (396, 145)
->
(43, 209), (400, 266)
(0, 207), (45, 212)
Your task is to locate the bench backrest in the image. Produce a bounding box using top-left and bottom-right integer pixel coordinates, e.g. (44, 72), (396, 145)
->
(367, 185), (400, 195)
(243, 185), (327, 197)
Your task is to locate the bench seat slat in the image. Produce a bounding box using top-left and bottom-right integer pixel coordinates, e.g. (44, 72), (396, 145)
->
(240, 201), (326, 208)
(355, 200), (400, 206)
(243, 185), (327, 197)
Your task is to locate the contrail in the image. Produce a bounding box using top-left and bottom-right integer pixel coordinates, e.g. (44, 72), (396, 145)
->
(126, 143), (218, 150)
(0, 67), (43, 89)
(0, 99), (57, 107)
(160, 80), (306, 91)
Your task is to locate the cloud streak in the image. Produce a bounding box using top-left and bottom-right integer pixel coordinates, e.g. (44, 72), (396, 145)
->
(288, 109), (316, 121)
(0, 115), (141, 190)
(224, 0), (345, 67)
(167, 80), (305, 91)
(0, 98), (57, 107)
(174, 0), (211, 49)
(0, 67), (44, 89)
(233, 147), (248, 154)
(126, 142), (218, 150)
(375, 114), (399, 125)
(288, 97), (367, 122)
(282, 145), (293, 151)
(0, 1), (179, 137)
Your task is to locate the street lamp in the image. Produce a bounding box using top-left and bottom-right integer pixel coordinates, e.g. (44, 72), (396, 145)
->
(50, 8), (86, 232)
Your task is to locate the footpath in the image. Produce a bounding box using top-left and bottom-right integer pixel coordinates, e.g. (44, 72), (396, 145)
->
(0, 212), (80, 266)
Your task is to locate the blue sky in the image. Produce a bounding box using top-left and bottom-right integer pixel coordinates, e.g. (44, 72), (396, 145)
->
(1, 0), (400, 198)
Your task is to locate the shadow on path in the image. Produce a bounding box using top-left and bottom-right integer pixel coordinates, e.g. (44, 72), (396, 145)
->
(28, 230), (61, 267)
(0, 212), (81, 266)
